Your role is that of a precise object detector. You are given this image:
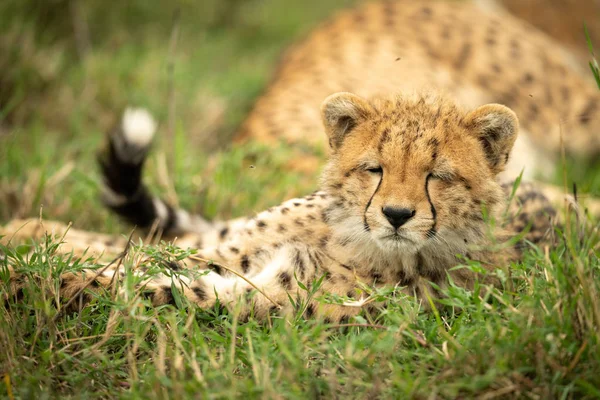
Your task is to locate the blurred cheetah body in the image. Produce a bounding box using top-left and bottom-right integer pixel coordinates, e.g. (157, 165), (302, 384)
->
(238, 1), (600, 178)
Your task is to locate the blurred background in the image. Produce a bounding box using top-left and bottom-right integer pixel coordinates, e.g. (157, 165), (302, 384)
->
(1, 0), (599, 231)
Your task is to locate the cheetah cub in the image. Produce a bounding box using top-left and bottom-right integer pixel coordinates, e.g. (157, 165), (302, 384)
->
(3, 92), (557, 322)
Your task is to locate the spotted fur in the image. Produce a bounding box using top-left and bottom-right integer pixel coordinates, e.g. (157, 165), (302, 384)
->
(99, 107), (212, 236)
(1, 93), (571, 322)
(3, 0), (600, 321)
(237, 0), (600, 179)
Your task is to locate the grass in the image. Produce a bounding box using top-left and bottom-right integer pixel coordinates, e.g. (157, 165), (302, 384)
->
(0, 0), (355, 226)
(2, 214), (600, 398)
(1, 0), (600, 398)
(586, 23), (600, 90)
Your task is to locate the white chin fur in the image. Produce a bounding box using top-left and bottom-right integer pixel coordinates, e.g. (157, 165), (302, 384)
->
(122, 108), (157, 147)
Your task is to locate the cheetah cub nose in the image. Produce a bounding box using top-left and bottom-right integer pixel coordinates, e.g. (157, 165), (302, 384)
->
(382, 207), (415, 229)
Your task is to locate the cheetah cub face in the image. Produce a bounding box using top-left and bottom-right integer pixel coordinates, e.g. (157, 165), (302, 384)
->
(320, 93), (519, 256)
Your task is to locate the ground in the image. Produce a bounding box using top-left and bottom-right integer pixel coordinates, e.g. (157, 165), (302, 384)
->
(1, 0), (600, 398)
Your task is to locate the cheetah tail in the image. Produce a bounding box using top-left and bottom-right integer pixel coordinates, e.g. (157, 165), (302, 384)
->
(97, 108), (211, 236)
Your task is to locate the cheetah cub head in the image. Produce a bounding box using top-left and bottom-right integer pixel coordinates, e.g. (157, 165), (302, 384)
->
(319, 92), (518, 256)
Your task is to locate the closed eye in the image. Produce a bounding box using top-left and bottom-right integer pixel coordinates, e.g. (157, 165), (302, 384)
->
(366, 166), (383, 174)
(429, 171), (455, 182)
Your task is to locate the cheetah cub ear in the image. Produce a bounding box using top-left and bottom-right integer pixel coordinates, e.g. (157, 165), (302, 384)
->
(464, 104), (519, 175)
(321, 92), (375, 150)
